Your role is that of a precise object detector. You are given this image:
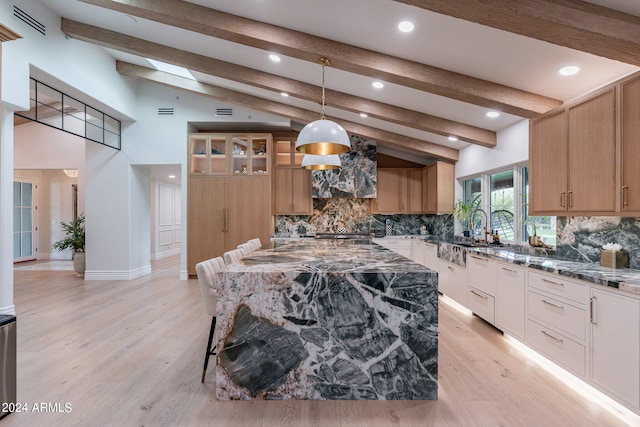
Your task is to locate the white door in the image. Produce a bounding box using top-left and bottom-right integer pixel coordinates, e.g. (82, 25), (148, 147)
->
(13, 178), (37, 262)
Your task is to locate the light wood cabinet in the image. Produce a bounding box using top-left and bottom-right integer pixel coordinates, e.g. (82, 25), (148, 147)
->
(621, 75), (640, 212)
(273, 136), (312, 215)
(187, 131), (273, 275)
(372, 168), (424, 214)
(590, 288), (640, 410)
(187, 176), (271, 275)
(530, 88), (616, 215)
(425, 161), (454, 214)
(188, 133), (271, 176)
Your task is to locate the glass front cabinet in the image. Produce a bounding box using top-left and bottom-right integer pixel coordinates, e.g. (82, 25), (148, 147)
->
(188, 133), (272, 176)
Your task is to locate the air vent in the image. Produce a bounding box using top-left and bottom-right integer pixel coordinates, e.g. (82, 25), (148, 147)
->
(157, 107), (174, 116)
(13, 5), (45, 35)
(215, 108), (233, 117)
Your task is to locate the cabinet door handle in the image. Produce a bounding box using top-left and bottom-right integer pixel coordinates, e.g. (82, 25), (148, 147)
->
(470, 289), (488, 300)
(622, 186), (629, 206)
(470, 255), (488, 262)
(590, 296), (597, 325)
(223, 208), (229, 232)
(541, 330), (564, 344)
(560, 191), (565, 207)
(542, 278), (564, 288)
(542, 299), (564, 311)
(501, 267), (517, 274)
(567, 191), (573, 208)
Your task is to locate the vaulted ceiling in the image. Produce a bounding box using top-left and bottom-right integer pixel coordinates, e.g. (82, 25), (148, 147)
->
(36, 0), (640, 163)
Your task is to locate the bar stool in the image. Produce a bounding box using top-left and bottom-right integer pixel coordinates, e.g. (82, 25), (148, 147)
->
(195, 256), (225, 383)
(237, 242), (253, 256)
(223, 249), (243, 265)
(248, 238), (262, 250)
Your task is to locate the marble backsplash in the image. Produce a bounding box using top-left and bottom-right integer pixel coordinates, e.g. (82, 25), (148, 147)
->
(274, 198), (454, 240)
(556, 216), (640, 269)
(311, 135), (377, 198)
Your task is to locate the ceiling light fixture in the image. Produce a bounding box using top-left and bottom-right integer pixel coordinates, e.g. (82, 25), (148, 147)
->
(486, 111), (500, 118)
(398, 21), (414, 32)
(269, 54), (281, 62)
(295, 57), (350, 156)
(372, 81), (384, 89)
(280, 92), (289, 97)
(63, 169), (78, 178)
(301, 154), (341, 170)
(448, 136), (458, 141)
(360, 112), (368, 118)
(559, 65), (580, 76)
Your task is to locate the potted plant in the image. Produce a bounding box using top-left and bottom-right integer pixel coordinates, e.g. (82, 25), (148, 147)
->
(52, 214), (85, 275)
(453, 200), (473, 237)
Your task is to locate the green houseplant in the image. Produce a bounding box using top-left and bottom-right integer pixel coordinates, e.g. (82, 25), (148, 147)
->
(453, 200), (473, 237)
(52, 214), (85, 275)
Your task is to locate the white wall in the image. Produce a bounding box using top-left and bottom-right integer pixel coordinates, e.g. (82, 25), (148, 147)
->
(456, 119), (530, 180)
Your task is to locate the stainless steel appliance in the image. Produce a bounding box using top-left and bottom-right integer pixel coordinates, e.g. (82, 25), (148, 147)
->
(0, 315), (16, 419)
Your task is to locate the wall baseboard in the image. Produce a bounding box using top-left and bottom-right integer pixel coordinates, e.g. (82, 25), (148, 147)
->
(84, 264), (152, 281)
(151, 248), (181, 261)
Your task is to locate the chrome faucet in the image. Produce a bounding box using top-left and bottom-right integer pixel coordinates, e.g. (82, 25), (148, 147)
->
(470, 208), (491, 243)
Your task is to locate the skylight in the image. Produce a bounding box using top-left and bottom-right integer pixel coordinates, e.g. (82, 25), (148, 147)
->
(147, 59), (196, 80)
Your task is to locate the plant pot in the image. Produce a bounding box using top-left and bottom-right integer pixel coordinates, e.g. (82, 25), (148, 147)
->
(528, 236), (544, 247)
(73, 252), (86, 276)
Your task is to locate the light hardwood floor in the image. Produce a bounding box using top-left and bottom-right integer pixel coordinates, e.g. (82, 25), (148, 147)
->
(2, 256), (635, 426)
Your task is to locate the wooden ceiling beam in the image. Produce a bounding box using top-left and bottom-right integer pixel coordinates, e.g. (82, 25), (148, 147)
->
(394, 0), (640, 67)
(62, 19), (495, 147)
(0, 24), (22, 42)
(77, 0), (560, 118)
(116, 61), (459, 162)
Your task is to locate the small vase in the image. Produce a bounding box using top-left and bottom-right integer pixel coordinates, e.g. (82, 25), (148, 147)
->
(73, 252), (86, 276)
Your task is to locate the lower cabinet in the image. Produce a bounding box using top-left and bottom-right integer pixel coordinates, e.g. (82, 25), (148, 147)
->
(422, 242), (438, 271)
(526, 271), (587, 377)
(373, 238), (412, 258)
(590, 287), (640, 410)
(438, 259), (467, 306)
(495, 263), (526, 340)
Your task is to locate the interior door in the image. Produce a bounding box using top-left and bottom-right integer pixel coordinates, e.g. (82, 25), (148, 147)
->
(13, 178), (37, 262)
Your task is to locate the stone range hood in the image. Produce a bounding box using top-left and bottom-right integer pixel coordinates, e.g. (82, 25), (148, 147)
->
(311, 135), (376, 198)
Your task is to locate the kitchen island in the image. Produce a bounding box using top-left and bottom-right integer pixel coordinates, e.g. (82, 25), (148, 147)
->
(215, 238), (438, 400)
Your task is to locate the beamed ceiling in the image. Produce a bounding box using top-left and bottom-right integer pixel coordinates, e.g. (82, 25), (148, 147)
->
(33, 0), (640, 163)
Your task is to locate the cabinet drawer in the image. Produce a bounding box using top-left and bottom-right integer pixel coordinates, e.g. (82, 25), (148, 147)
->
(527, 319), (586, 377)
(467, 254), (497, 295)
(439, 260), (467, 306)
(528, 271), (587, 304)
(467, 286), (495, 324)
(528, 290), (586, 341)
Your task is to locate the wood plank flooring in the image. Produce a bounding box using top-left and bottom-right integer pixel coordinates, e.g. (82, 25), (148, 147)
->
(2, 256), (636, 426)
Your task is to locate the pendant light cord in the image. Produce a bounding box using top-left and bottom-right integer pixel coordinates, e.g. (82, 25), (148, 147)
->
(319, 57), (330, 120)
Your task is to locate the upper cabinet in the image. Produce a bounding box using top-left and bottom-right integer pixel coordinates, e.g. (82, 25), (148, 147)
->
(188, 133), (271, 176)
(372, 163), (454, 215)
(529, 88), (617, 215)
(272, 135), (313, 215)
(425, 161), (454, 214)
(621, 75), (640, 213)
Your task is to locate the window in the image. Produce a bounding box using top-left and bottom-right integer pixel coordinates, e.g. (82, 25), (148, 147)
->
(461, 165), (556, 246)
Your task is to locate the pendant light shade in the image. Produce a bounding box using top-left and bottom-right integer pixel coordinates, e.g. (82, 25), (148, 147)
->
(301, 154), (341, 170)
(295, 57), (350, 155)
(296, 119), (350, 155)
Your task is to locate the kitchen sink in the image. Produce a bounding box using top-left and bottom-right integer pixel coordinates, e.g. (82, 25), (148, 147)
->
(314, 233), (372, 240)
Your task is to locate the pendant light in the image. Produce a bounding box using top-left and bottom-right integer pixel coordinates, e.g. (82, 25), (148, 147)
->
(301, 154), (341, 170)
(295, 57), (350, 156)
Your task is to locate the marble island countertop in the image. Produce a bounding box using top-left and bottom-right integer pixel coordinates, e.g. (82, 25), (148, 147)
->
(216, 238), (439, 400)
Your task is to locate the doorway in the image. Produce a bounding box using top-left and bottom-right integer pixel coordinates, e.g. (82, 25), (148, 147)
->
(13, 178), (37, 262)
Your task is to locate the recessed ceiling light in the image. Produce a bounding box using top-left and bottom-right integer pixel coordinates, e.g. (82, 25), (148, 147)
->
(559, 65), (580, 76)
(168, 175), (176, 179)
(372, 81), (384, 89)
(269, 54), (281, 62)
(280, 92), (289, 97)
(448, 136), (458, 141)
(398, 21), (414, 32)
(486, 111), (500, 118)
(360, 112), (368, 118)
